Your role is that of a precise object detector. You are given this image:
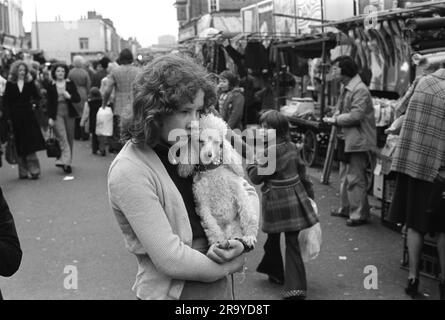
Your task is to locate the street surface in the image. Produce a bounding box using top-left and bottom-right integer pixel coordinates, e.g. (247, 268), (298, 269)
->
(0, 140), (441, 300)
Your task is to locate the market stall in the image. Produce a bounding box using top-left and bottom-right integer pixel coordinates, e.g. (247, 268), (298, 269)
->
(272, 33), (338, 167)
(321, 0), (445, 280)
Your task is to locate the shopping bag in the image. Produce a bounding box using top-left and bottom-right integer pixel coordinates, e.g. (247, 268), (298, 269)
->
(96, 107), (114, 137)
(45, 128), (61, 158)
(299, 199), (322, 262)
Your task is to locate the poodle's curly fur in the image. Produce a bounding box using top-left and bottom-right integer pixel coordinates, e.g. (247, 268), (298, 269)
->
(180, 114), (259, 247)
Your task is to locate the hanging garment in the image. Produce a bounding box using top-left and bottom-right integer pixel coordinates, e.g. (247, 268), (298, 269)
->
(214, 44), (227, 74)
(245, 42), (269, 71)
(224, 44), (247, 77)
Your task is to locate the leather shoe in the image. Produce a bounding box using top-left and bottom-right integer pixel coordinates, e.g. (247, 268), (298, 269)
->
(331, 209), (349, 218)
(346, 219), (368, 227)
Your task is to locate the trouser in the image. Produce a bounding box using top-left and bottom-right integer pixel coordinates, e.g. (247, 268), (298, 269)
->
(257, 232), (307, 296)
(75, 118), (89, 141)
(91, 133), (99, 153)
(339, 152), (371, 221)
(54, 114), (75, 166)
(17, 152), (41, 179)
(97, 136), (110, 153)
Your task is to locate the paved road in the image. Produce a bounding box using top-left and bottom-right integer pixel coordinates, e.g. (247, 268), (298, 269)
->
(0, 140), (441, 300)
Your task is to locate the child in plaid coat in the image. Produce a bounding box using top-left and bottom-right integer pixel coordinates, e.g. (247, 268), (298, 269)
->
(247, 110), (318, 300)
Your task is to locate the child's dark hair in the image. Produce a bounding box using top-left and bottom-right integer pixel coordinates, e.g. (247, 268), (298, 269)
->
(88, 87), (102, 101)
(259, 110), (291, 141)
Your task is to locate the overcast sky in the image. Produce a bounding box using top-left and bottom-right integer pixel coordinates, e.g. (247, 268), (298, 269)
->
(22, 0), (179, 47)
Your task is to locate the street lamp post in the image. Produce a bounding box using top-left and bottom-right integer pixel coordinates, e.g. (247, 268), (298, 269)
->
(34, 1), (40, 50)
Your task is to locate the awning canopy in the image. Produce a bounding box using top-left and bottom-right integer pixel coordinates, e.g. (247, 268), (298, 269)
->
(212, 16), (243, 37)
(272, 33), (338, 59)
(314, 0), (445, 31)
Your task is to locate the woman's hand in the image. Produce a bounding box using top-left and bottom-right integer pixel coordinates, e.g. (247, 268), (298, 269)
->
(207, 240), (244, 264)
(48, 118), (55, 127)
(63, 91), (71, 100)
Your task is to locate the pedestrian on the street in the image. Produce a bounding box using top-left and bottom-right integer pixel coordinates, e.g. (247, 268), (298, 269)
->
(108, 54), (259, 300)
(0, 186), (22, 300)
(217, 70), (245, 131)
(92, 57), (110, 89)
(102, 49), (140, 154)
(47, 63), (81, 175)
(388, 67), (445, 300)
(68, 55), (91, 141)
(99, 62), (118, 106)
(386, 62), (441, 136)
(2, 60), (46, 180)
(80, 87), (104, 156)
(324, 56), (377, 227)
(246, 110), (318, 300)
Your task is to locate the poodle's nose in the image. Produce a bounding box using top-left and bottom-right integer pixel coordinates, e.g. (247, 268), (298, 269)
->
(207, 152), (213, 158)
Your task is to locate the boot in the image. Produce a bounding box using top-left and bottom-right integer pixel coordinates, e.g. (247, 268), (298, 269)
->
(405, 278), (419, 299)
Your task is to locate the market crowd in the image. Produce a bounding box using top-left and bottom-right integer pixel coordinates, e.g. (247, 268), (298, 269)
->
(0, 37), (444, 301)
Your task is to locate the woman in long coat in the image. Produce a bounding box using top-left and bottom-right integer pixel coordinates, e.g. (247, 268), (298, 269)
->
(3, 61), (46, 180)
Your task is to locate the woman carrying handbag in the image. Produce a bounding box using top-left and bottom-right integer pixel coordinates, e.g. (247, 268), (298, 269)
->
(46, 63), (81, 175)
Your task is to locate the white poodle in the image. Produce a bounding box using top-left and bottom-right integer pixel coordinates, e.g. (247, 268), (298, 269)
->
(179, 114), (259, 248)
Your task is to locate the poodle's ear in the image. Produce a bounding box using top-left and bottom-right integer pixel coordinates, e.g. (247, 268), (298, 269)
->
(222, 139), (245, 177)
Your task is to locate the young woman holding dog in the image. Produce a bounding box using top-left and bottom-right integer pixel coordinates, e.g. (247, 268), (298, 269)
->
(247, 110), (318, 300)
(107, 54), (260, 300)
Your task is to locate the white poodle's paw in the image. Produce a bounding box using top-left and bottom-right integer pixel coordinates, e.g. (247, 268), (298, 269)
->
(242, 236), (257, 248)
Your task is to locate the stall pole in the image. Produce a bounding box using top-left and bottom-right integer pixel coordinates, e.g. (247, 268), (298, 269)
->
(34, 1), (40, 50)
(320, 0), (334, 185)
(320, 0), (327, 121)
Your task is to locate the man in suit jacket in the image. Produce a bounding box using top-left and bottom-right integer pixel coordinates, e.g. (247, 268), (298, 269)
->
(0, 187), (22, 300)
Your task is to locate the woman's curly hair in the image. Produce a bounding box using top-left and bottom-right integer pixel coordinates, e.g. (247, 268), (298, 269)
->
(8, 60), (30, 83)
(121, 54), (217, 147)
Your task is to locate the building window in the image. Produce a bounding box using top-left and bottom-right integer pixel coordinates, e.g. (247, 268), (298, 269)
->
(208, 0), (219, 13)
(79, 37), (89, 50)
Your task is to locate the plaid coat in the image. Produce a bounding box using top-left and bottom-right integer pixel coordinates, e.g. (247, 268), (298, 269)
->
(247, 141), (318, 233)
(391, 69), (445, 183)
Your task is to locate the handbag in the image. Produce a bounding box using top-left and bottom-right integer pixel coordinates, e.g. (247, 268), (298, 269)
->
(5, 122), (18, 165)
(46, 128), (61, 158)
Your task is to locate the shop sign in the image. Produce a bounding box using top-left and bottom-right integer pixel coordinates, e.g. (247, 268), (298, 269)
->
(2, 35), (16, 48)
(179, 24), (196, 42)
